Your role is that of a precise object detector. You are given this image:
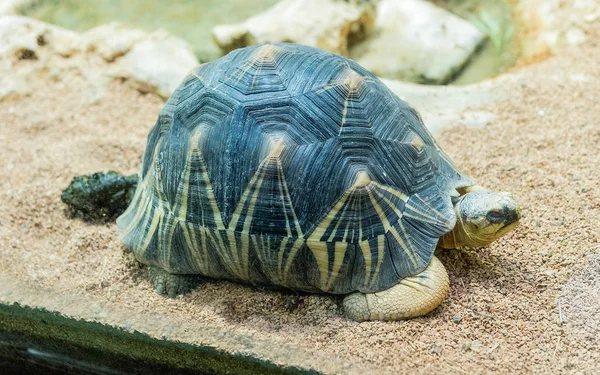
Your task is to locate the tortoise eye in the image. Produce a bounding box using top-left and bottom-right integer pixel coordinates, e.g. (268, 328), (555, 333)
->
(486, 211), (504, 223)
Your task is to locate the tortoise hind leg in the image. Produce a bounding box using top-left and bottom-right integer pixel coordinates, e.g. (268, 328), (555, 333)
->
(343, 257), (449, 321)
(148, 266), (200, 297)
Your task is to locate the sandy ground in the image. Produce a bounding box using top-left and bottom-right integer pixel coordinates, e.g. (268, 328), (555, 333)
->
(2, 23), (600, 375)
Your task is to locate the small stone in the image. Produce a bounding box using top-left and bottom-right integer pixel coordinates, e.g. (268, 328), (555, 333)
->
(431, 344), (442, 355)
(453, 314), (463, 323)
(565, 26), (587, 46)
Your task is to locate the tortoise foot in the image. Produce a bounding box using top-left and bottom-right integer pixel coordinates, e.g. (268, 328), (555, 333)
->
(343, 256), (449, 321)
(148, 266), (199, 297)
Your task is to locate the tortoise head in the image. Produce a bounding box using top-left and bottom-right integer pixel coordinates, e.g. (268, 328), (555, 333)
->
(441, 191), (521, 249)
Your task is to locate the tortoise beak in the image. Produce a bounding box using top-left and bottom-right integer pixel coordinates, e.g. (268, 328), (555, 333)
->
(495, 195), (521, 234)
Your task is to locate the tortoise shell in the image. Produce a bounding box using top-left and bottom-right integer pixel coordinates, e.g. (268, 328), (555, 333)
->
(117, 43), (473, 294)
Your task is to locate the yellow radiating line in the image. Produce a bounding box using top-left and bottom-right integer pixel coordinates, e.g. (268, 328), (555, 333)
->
(237, 164), (270, 280)
(398, 220), (424, 265)
(224, 231), (243, 279)
(339, 97), (349, 136)
(369, 235), (385, 290)
(139, 210), (162, 253)
(241, 170), (267, 233)
(190, 224), (209, 274)
(250, 53), (265, 90)
(358, 189), (363, 241)
(326, 241), (347, 290)
(129, 195), (152, 250)
(276, 160), (292, 237)
(229, 159), (267, 230)
(326, 188), (355, 242)
(226, 158), (269, 280)
(403, 200), (448, 226)
(368, 183), (404, 220)
(191, 69), (205, 84)
(119, 172), (144, 221)
(403, 211), (447, 227)
(135, 144), (168, 253)
(175, 133), (200, 221)
(277, 237), (288, 282)
(366, 187), (392, 232)
(209, 229), (239, 277)
(282, 238), (302, 286)
(310, 187), (354, 241)
(122, 188), (149, 236)
(252, 234), (275, 283)
(238, 234), (250, 281)
(341, 195), (356, 243)
(359, 239), (372, 288)
(199, 227), (213, 275)
(306, 240), (329, 289)
(184, 131), (224, 229)
(315, 79), (344, 94)
(122, 168), (155, 235)
(181, 223), (205, 274)
(202, 168), (225, 229)
(409, 194), (451, 225)
(277, 161), (303, 237)
(388, 224), (419, 268)
(373, 183), (409, 202)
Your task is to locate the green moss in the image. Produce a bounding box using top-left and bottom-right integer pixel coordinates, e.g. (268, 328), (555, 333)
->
(0, 303), (320, 374)
(61, 171), (138, 223)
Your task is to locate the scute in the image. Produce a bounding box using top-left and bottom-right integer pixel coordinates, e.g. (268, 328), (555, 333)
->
(117, 43), (472, 295)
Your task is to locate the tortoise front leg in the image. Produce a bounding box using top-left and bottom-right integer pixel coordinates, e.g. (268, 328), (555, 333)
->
(342, 257), (449, 321)
(148, 266), (200, 297)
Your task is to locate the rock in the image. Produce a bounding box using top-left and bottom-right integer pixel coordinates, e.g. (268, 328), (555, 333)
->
(114, 29), (199, 99)
(0, 15), (81, 100)
(0, 0), (34, 15)
(0, 16), (199, 101)
(517, 0), (599, 55)
(350, 0), (485, 84)
(81, 22), (146, 62)
(0, 15), (80, 59)
(212, 0), (375, 56)
(61, 171), (138, 223)
(381, 77), (504, 134)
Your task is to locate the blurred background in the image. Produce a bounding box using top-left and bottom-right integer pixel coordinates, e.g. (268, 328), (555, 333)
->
(19, 0), (522, 85)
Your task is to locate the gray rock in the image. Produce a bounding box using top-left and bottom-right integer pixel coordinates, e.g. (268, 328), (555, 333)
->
(350, 0), (485, 84)
(0, 16), (81, 100)
(81, 22), (146, 62)
(113, 29), (199, 99)
(212, 0), (375, 56)
(0, 0), (34, 15)
(0, 16), (199, 101)
(381, 77), (504, 135)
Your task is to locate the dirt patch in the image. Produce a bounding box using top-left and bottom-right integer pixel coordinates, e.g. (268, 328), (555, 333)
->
(560, 251), (600, 346)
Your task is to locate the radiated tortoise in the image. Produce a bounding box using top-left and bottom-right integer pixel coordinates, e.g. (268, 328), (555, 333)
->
(117, 43), (521, 321)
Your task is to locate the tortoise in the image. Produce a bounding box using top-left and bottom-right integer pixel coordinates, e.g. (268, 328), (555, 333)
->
(117, 43), (521, 321)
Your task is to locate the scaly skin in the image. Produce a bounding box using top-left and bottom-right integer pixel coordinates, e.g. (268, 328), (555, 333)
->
(343, 257), (449, 321)
(148, 266), (199, 297)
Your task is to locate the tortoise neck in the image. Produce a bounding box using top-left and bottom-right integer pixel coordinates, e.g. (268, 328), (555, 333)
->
(439, 225), (467, 250)
(438, 200), (468, 250)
